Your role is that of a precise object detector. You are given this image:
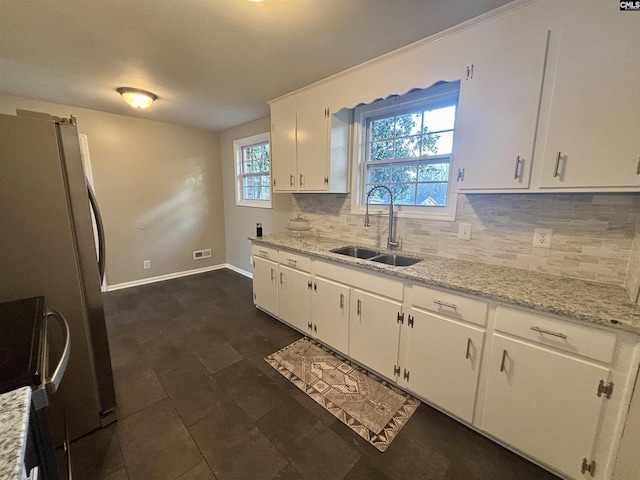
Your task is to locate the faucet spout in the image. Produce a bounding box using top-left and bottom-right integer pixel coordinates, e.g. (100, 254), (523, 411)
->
(364, 185), (400, 250)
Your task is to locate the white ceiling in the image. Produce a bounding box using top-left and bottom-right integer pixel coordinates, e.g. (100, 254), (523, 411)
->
(0, 0), (513, 131)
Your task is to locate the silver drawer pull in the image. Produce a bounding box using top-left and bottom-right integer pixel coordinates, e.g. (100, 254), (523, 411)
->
(465, 338), (472, 360)
(433, 300), (457, 310)
(287, 258), (297, 265)
(530, 326), (567, 340)
(357, 299), (362, 316)
(500, 349), (508, 372)
(339, 293), (344, 309)
(270, 268), (275, 281)
(258, 249), (269, 257)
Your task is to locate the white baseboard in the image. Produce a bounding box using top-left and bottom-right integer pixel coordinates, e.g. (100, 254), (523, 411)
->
(225, 264), (253, 279)
(106, 263), (236, 291)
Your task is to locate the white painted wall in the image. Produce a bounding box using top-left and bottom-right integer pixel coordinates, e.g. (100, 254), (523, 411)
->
(0, 94), (225, 286)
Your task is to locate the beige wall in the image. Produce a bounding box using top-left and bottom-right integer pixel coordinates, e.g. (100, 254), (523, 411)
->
(0, 94), (225, 286)
(220, 117), (291, 274)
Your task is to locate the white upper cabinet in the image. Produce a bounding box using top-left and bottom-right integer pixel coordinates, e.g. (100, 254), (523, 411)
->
(454, 30), (549, 190)
(270, 102), (350, 193)
(537, 10), (640, 189)
(270, 110), (297, 192)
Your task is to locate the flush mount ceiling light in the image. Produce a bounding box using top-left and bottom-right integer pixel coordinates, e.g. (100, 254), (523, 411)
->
(247, 0), (264, 3)
(116, 87), (158, 109)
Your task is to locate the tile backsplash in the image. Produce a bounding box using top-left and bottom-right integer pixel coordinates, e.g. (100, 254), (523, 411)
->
(292, 192), (640, 301)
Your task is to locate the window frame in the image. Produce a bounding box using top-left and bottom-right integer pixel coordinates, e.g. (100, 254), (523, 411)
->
(350, 82), (460, 221)
(234, 132), (272, 209)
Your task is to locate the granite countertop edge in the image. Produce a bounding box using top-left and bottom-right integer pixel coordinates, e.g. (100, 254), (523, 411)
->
(0, 386), (31, 480)
(250, 232), (640, 336)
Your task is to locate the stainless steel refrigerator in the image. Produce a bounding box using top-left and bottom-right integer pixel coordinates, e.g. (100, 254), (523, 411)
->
(0, 112), (116, 441)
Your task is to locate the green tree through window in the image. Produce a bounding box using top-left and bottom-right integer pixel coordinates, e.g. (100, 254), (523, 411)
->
(364, 100), (456, 207)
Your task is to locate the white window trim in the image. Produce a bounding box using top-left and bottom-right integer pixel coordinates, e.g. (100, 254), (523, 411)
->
(234, 132), (272, 209)
(349, 82), (459, 221)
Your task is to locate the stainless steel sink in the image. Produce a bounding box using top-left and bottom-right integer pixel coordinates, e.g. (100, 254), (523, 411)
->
(369, 253), (422, 266)
(330, 246), (381, 259)
(330, 246), (422, 267)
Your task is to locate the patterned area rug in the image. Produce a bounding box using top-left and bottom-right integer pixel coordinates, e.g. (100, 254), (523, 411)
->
(265, 338), (420, 452)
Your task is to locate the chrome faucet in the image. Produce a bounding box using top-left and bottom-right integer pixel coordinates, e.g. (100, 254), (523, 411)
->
(364, 185), (399, 250)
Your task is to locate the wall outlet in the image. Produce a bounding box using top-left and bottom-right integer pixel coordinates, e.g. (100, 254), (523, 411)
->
(458, 223), (472, 241)
(143, 260), (151, 269)
(533, 228), (553, 248)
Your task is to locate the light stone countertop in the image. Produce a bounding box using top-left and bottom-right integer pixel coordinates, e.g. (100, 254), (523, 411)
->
(251, 232), (640, 335)
(0, 387), (31, 480)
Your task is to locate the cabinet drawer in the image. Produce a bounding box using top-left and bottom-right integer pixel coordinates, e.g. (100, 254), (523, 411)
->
(411, 285), (488, 327)
(252, 244), (278, 262)
(278, 250), (311, 272)
(495, 306), (617, 363)
(314, 260), (403, 300)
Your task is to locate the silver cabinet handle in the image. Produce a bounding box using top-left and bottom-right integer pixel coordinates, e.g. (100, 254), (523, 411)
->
(530, 326), (567, 339)
(339, 293), (344, 309)
(87, 182), (106, 282)
(300, 173), (304, 186)
(465, 338), (472, 360)
(553, 151), (562, 178)
(286, 258), (297, 266)
(270, 268), (275, 281)
(500, 349), (508, 372)
(279, 272), (284, 285)
(514, 156), (522, 180)
(636, 157), (640, 175)
(357, 299), (362, 316)
(258, 249), (269, 257)
(433, 300), (457, 310)
(289, 174), (294, 186)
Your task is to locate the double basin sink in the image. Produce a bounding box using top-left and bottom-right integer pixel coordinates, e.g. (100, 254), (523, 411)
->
(330, 246), (422, 267)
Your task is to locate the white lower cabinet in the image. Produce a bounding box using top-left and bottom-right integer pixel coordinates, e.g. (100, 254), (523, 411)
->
(251, 242), (639, 480)
(310, 276), (350, 355)
(400, 307), (485, 423)
(252, 255), (278, 317)
(482, 334), (610, 478)
(349, 289), (402, 381)
(277, 264), (311, 333)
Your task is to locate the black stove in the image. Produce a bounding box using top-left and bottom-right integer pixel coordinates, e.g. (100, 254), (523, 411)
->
(0, 296), (46, 393)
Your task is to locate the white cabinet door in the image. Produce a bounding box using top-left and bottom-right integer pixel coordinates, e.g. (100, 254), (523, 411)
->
(455, 30), (548, 190)
(252, 256), (278, 316)
(482, 335), (609, 478)
(278, 265), (310, 332)
(271, 111), (297, 192)
(349, 289), (402, 380)
(311, 277), (350, 354)
(401, 309), (484, 423)
(296, 103), (329, 192)
(538, 11), (640, 189)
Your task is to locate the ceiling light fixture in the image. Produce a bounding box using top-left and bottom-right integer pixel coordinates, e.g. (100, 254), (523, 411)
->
(247, 0), (264, 3)
(116, 87), (158, 109)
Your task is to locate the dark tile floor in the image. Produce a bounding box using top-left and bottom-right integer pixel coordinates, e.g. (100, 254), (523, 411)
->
(70, 269), (559, 480)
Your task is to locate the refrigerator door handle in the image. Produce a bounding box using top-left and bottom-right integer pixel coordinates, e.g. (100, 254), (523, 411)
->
(44, 305), (71, 397)
(87, 181), (106, 282)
